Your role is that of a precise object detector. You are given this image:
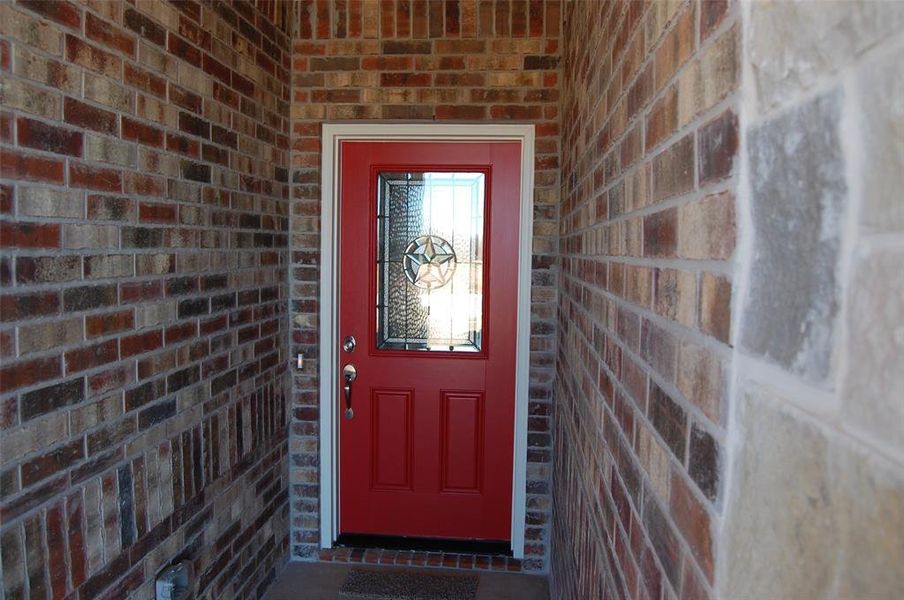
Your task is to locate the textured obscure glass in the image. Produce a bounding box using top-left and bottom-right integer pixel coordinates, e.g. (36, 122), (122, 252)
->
(376, 172), (485, 352)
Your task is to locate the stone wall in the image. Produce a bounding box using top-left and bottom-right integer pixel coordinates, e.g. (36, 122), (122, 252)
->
(0, 1), (292, 597)
(553, 1), (739, 597)
(288, 0), (561, 571)
(719, 2), (904, 597)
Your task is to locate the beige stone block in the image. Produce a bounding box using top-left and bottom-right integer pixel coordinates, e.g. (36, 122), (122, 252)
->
(842, 246), (904, 454)
(720, 384), (904, 599)
(831, 444), (904, 597)
(855, 48), (904, 232)
(749, 0), (904, 112)
(721, 386), (838, 599)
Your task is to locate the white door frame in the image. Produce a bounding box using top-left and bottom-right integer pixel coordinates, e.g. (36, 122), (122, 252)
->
(318, 123), (535, 558)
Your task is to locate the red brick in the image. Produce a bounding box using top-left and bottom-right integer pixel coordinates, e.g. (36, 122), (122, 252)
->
(19, 0), (82, 31)
(86, 310), (135, 338)
(121, 280), (163, 303)
(166, 133), (201, 158)
(701, 0), (730, 42)
(0, 111), (11, 143)
(16, 116), (83, 157)
(0, 150), (65, 184)
(64, 97), (119, 135)
(700, 273), (732, 344)
(201, 53), (230, 84)
(122, 116), (164, 147)
(670, 472), (714, 580)
(123, 8), (167, 47)
(298, 0), (314, 39)
(65, 35), (121, 78)
(120, 330), (163, 358)
(138, 202), (177, 223)
(165, 322), (197, 345)
(0, 291), (60, 322)
(124, 63), (167, 98)
(0, 222), (60, 249)
(69, 162), (122, 192)
(169, 85), (203, 114)
(646, 86), (678, 150)
(64, 339), (119, 374)
(489, 105), (543, 119)
(435, 105), (487, 119)
(0, 355), (62, 393)
(86, 12), (136, 57)
(699, 109), (739, 185)
(66, 491), (88, 588)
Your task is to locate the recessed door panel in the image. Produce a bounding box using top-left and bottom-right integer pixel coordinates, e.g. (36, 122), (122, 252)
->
(338, 141), (520, 542)
(371, 389), (413, 490)
(440, 391), (484, 493)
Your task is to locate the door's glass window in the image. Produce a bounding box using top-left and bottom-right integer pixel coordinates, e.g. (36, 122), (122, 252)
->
(376, 171), (485, 352)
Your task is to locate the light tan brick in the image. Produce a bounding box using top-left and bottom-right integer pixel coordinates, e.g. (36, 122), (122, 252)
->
(18, 318), (83, 354)
(0, 4), (62, 55)
(13, 45), (81, 94)
(63, 224), (120, 249)
(17, 187), (84, 219)
(85, 134), (137, 168)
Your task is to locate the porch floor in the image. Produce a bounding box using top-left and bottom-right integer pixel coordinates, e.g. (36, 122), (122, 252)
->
(265, 562), (549, 600)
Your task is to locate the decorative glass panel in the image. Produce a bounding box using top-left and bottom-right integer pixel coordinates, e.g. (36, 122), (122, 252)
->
(376, 172), (485, 352)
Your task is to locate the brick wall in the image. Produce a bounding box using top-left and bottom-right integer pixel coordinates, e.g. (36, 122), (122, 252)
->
(288, 0), (561, 571)
(0, 1), (292, 598)
(553, 1), (739, 598)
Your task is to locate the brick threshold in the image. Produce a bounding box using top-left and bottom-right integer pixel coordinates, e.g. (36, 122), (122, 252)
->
(317, 547), (523, 572)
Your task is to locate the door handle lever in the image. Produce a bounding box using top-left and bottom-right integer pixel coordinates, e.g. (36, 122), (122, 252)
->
(342, 364), (357, 420)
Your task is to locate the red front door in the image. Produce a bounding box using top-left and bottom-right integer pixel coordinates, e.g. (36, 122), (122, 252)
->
(338, 140), (521, 542)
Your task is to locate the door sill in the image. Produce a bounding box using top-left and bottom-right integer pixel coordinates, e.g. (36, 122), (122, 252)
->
(335, 534), (512, 556)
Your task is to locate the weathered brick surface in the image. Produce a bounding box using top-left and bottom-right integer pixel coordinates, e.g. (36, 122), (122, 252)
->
(0, 1), (292, 598)
(553, 1), (739, 598)
(289, 0), (561, 571)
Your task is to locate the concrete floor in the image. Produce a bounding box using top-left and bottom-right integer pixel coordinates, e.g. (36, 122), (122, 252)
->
(265, 562), (549, 600)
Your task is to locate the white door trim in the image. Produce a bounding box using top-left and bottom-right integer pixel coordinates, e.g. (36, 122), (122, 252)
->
(318, 123), (535, 558)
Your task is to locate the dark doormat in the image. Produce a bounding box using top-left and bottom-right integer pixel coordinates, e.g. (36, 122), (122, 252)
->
(338, 568), (479, 600)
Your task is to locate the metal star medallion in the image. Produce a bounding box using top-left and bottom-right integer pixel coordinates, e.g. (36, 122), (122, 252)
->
(402, 235), (457, 289)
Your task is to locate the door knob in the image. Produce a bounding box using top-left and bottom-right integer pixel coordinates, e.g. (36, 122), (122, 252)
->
(342, 364), (357, 420)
